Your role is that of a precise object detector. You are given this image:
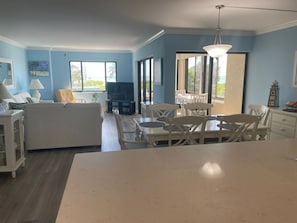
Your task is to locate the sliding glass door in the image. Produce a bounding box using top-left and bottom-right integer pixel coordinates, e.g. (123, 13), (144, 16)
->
(138, 58), (154, 114)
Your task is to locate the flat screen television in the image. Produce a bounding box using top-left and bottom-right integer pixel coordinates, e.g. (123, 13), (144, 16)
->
(106, 82), (134, 101)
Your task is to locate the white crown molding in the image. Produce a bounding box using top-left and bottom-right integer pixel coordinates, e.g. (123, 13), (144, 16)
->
(27, 46), (132, 53)
(164, 28), (255, 36)
(0, 35), (26, 48)
(256, 20), (297, 35)
(133, 29), (166, 52)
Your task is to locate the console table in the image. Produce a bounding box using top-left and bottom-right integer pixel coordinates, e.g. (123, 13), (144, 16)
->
(0, 110), (25, 178)
(269, 108), (297, 139)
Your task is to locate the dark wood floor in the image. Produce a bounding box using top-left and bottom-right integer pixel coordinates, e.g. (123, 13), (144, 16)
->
(0, 112), (134, 223)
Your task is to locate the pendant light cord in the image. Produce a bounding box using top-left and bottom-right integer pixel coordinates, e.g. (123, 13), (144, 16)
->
(214, 5), (224, 45)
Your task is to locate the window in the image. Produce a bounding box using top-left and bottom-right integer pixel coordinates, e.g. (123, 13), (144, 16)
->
(212, 55), (227, 99)
(70, 61), (116, 91)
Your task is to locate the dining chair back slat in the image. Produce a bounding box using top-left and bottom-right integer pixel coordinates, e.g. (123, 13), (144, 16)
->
(166, 116), (207, 146)
(113, 111), (147, 150)
(184, 102), (213, 116)
(248, 104), (270, 126)
(217, 114), (261, 143)
(149, 103), (180, 119)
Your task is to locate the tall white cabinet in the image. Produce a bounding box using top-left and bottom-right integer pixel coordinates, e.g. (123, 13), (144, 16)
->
(0, 110), (25, 178)
(269, 108), (297, 139)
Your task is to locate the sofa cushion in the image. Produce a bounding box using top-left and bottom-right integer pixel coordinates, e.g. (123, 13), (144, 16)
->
(25, 102), (65, 110)
(13, 92), (32, 103)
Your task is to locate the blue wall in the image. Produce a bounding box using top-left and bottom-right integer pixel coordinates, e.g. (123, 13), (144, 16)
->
(26, 50), (133, 100)
(134, 33), (254, 104)
(26, 50), (52, 99)
(0, 41), (28, 95)
(133, 37), (165, 103)
(245, 26), (297, 110)
(1, 25), (297, 108)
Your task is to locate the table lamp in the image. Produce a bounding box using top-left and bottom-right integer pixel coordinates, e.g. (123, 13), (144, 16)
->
(29, 79), (44, 100)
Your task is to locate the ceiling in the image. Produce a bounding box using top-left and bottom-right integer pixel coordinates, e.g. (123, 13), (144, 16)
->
(0, 0), (297, 51)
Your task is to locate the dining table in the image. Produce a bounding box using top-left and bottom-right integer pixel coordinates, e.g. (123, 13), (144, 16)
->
(134, 116), (269, 147)
(56, 138), (297, 223)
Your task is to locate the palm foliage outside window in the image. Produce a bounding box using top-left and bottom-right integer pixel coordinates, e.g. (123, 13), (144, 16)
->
(186, 56), (202, 94)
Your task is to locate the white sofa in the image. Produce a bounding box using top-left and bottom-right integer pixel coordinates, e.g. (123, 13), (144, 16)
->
(2, 92), (52, 110)
(24, 102), (103, 150)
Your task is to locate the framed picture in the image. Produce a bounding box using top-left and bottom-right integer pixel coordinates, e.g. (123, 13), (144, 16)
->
(293, 51), (297, 87)
(154, 58), (162, 85)
(29, 61), (49, 76)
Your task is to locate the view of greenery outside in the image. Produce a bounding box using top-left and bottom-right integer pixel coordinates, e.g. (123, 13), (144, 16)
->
(70, 61), (116, 91)
(187, 57), (201, 94)
(212, 55), (227, 99)
(187, 66), (195, 92)
(185, 55), (227, 100)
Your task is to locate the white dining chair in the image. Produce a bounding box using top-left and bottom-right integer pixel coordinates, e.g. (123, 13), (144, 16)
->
(248, 104), (270, 126)
(217, 114), (261, 143)
(113, 111), (147, 150)
(149, 103), (180, 119)
(166, 116), (207, 146)
(184, 102), (213, 116)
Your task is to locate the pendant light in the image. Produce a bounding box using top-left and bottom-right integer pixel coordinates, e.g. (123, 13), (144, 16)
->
(203, 5), (232, 58)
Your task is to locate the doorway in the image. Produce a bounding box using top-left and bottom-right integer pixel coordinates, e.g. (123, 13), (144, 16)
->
(175, 53), (247, 114)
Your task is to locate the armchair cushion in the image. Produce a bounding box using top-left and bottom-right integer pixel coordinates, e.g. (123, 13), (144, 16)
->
(56, 89), (77, 103)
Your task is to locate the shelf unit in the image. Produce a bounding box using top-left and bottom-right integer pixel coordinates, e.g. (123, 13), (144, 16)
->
(106, 100), (135, 115)
(0, 110), (25, 178)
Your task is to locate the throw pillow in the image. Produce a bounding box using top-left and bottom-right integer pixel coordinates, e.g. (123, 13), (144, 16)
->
(26, 97), (34, 103)
(26, 97), (39, 103)
(9, 102), (27, 110)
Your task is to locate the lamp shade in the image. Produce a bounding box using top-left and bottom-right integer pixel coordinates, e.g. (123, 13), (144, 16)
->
(29, 79), (44, 90)
(0, 83), (13, 100)
(203, 44), (232, 58)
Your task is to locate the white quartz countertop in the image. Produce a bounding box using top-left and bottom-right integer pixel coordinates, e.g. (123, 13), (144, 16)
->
(56, 139), (297, 223)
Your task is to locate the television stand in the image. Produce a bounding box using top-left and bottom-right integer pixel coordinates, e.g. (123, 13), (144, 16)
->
(106, 100), (135, 115)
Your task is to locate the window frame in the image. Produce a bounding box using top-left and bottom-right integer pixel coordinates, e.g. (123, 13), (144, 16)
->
(211, 55), (227, 100)
(69, 61), (117, 92)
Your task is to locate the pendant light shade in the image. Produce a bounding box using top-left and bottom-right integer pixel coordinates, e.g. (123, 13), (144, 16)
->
(203, 44), (232, 58)
(203, 5), (232, 58)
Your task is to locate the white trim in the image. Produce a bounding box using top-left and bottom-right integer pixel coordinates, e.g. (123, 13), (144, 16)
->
(0, 35), (26, 48)
(256, 20), (297, 35)
(164, 28), (254, 36)
(26, 46), (132, 53)
(134, 29), (165, 51)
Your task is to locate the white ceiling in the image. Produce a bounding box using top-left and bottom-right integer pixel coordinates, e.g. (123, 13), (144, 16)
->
(0, 0), (297, 51)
